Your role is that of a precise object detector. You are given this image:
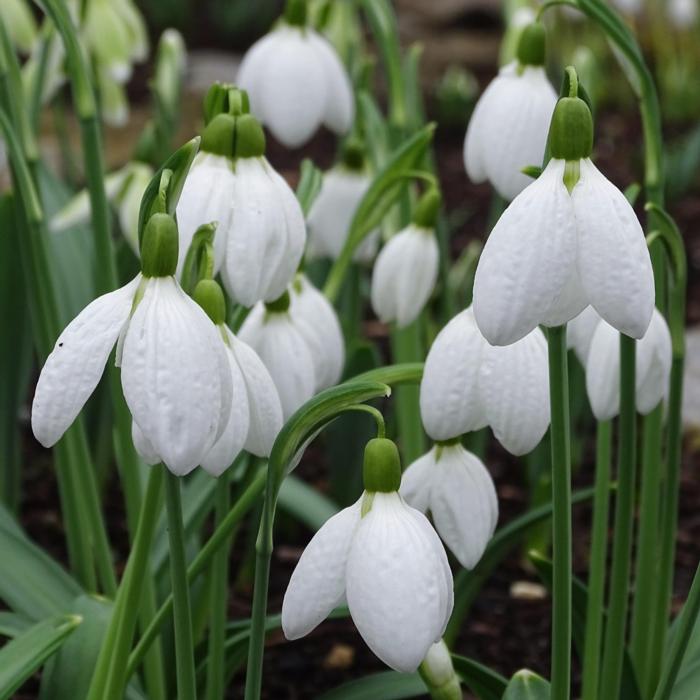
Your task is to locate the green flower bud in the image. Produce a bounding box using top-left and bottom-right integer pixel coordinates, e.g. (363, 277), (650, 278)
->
(234, 114), (266, 158)
(201, 113), (236, 158)
(412, 187), (442, 229)
(363, 438), (401, 493)
(548, 96), (593, 161)
(204, 83), (250, 123)
(284, 0), (307, 26)
(516, 23), (546, 67)
(193, 279), (227, 325)
(140, 213), (179, 277)
(419, 640), (462, 700)
(265, 291), (291, 314)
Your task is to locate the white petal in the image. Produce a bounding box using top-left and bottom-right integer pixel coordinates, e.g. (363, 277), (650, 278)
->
(473, 158), (577, 345)
(540, 264), (588, 328)
(290, 275), (345, 389)
(131, 420), (160, 465)
(281, 499), (361, 639)
(567, 306), (601, 365)
(227, 329), (283, 457)
(399, 448), (436, 513)
(308, 30), (354, 135)
(636, 309), (672, 414)
(429, 445), (498, 569)
(573, 159), (654, 339)
(200, 340), (250, 476)
(346, 492), (453, 672)
(419, 308), (487, 441)
(120, 277), (230, 475)
(239, 308), (316, 420)
(236, 30), (279, 114)
(585, 319), (621, 420)
(31, 276), (140, 447)
(479, 327), (550, 455)
(370, 225), (439, 328)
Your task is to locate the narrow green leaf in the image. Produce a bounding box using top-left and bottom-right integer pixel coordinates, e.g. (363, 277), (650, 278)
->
(0, 612), (31, 638)
(503, 669), (551, 699)
(277, 474), (339, 531)
(316, 671), (427, 700)
(0, 614), (81, 700)
(451, 654), (508, 700)
(295, 158), (323, 216)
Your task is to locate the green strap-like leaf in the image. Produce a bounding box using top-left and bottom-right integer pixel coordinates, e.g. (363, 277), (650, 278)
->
(502, 669), (551, 700)
(451, 654), (508, 700)
(316, 671), (427, 700)
(277, 474), (339, 531)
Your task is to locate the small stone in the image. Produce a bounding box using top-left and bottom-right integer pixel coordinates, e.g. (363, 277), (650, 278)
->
(322, 644), (355, 670)
(510, 581), (547, 600)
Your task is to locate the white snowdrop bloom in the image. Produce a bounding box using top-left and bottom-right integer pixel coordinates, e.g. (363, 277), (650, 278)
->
(282, 439), (453, 673)
(237, 5), (353, 147)
(239, 293), (316, 420)
(400, 443), (498, 569)
(290, 274), (345, 389)
(585, 308), (672, 420)
(420, 307), (549, 455)
(668, 0), (698, 28)
(473, 94), (654, 346)
(306, 165), (379, 263)
(567, 306), (601, 365)
(31, 213), (233, 476)
(464, 23), (557, 201)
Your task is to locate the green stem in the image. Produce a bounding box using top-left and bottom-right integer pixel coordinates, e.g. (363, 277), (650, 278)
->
(600, 334), (637, 698)
(87, 467), (163, 700)
(547, 325), (572, 700)
(206, 479), (231, 700)
(581, 419), (612, 700)
(165, 470), (197, 700)
(630, 404), (664, 694)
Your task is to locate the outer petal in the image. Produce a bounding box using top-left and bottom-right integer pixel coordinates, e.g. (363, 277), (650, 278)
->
(308, 30), (354, 134)
(567, 306), (601, 365)
(282, 499), (361, 639)
(236, 30), (279, 113)
(399, 448), (437, 514)
(419, 308), (487, 441)
(636, 309), (672, 414)
(573, 159), (655, 339)
(120, 277), (231, 475)
(290, 275), (345, 389)
(227, 329), (283, 457)
(31, 276), (140, 447)
(585, 319), (620, 420)
(131, 420), (160, 465)
(429, 445), (498, 569)
(370, 226), (439, 328)
(479, 327), (550, 455)
(238, 307), (316, 420)
(473, 158), (576, 345)
(346, 493), (453, 672)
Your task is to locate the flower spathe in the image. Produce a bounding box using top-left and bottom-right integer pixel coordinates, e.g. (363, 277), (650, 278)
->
(370, 224), (439, 328)
(281, 491), (453, 672)
(420, 307), (550, 455)
(237, 24), (353, 148)
(473, 157), (655, 346)
(400, 443), (498, 569)
(464, 62), (557, 201)
(585, 308), (672, 420)
(31, 274), (233, 476)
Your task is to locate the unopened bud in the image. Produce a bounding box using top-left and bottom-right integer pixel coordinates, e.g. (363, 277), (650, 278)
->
(419, 641), (462, 700)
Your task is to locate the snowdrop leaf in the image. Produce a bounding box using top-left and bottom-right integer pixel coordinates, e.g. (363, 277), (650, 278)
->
(295, 158), (323, 216)
(451, 654), (508, 700)
(502, 669), (551, 700)
(277, 474), (339, 532)
(315, 671), (427, 700)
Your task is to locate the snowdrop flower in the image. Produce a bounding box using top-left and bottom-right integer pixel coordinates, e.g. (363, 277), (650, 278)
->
(177, 106), (305, 306)
(0, 0), (37, 54)
(371, 189), (440, 328)
(586, 308), (672, 420)
(669, 0), (698, 28)
(237, 0), (354, 147)
(401, 442), (498, 569)
(420, 307), (549, 455)
(464, 23), (557, 201)
(306, 144), (379, 263)
(567, 305), (601, 365)
(282, 438), (453, 672)
(31, 212), (233, 476)
(473, 85), (655, 346)
(290, 274), (345, 389)
(239, 292), (316, 419)
(181, 280), (283, 475)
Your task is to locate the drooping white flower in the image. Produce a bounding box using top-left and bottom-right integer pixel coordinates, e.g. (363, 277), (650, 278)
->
(567, 305), (601, 365)
(420, 306), (549, 455)
(585, 308), (672, 420)
(306, 165), (379, 263)
(668, 0), (698, 28)
(473, 94), (654, 346)
(282, 438), (453, 673)
(239, 293), (316, 419)
(464, 23), (557, 201)
(31, 213), (233, 476)
(237, 9), (354, 148)
(400, 443), (498, 569)
(289, 274), (345, 389)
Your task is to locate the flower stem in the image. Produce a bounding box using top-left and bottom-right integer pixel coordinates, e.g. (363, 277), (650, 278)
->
(547, 325), (572, 700)
(581, 419), (611, 700)
(600, 334), (637, 698)
(164, 470), (197, 700)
